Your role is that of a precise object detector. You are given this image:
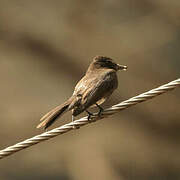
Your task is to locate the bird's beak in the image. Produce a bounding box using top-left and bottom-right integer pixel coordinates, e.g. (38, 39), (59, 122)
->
(117, 64), (128, 71)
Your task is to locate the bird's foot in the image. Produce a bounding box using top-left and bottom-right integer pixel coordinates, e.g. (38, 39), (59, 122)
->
(96, 103), (104, 117)
(86, 110), (94, 122)
(72, 115), (80, 129)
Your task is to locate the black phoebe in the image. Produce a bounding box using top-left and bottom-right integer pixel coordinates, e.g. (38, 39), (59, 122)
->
(37, 56), (127, 129)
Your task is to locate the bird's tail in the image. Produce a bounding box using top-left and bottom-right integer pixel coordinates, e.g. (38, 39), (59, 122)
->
(36, 98), (72, 129)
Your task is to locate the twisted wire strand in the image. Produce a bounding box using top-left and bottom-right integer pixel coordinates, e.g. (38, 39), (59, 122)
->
(0, 78), (179, 159)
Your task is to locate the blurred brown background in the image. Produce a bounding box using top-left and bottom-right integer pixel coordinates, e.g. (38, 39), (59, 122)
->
(0, 0), (180, 179)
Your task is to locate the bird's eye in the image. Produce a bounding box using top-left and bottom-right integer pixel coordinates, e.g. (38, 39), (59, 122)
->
(107, 60), (113, 64)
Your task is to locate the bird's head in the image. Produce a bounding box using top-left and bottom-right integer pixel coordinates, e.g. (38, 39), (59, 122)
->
(92, 56), (127, 71)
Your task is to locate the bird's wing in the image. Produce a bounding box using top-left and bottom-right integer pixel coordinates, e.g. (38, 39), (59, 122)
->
(80, 71), (117, 108)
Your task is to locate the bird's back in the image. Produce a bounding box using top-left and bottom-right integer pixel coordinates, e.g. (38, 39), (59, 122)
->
(71, 69), (118, 116)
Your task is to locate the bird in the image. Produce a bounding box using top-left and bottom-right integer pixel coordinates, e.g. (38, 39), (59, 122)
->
(37, 56), (127, 129)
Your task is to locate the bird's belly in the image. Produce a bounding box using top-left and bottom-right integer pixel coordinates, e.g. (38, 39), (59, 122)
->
(90, 97), (107, 107)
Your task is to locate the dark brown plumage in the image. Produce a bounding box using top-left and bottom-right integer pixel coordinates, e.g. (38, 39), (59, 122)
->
(37, 56), (127, 129)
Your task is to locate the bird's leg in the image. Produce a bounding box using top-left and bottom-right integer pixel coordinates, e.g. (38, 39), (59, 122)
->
(86, 110), (93, 121)
(72, 115), (75, 128)
(95, 103), (104, 117)
(72, 114), (79, 129)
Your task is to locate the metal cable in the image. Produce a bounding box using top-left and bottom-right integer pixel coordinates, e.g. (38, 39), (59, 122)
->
(0, 78), (179, 159)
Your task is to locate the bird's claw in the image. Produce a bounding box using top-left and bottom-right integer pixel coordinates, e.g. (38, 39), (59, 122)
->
(86, 110), (94, 122)
(72, 115), (80, 129)
(96, 103), (104, 117)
